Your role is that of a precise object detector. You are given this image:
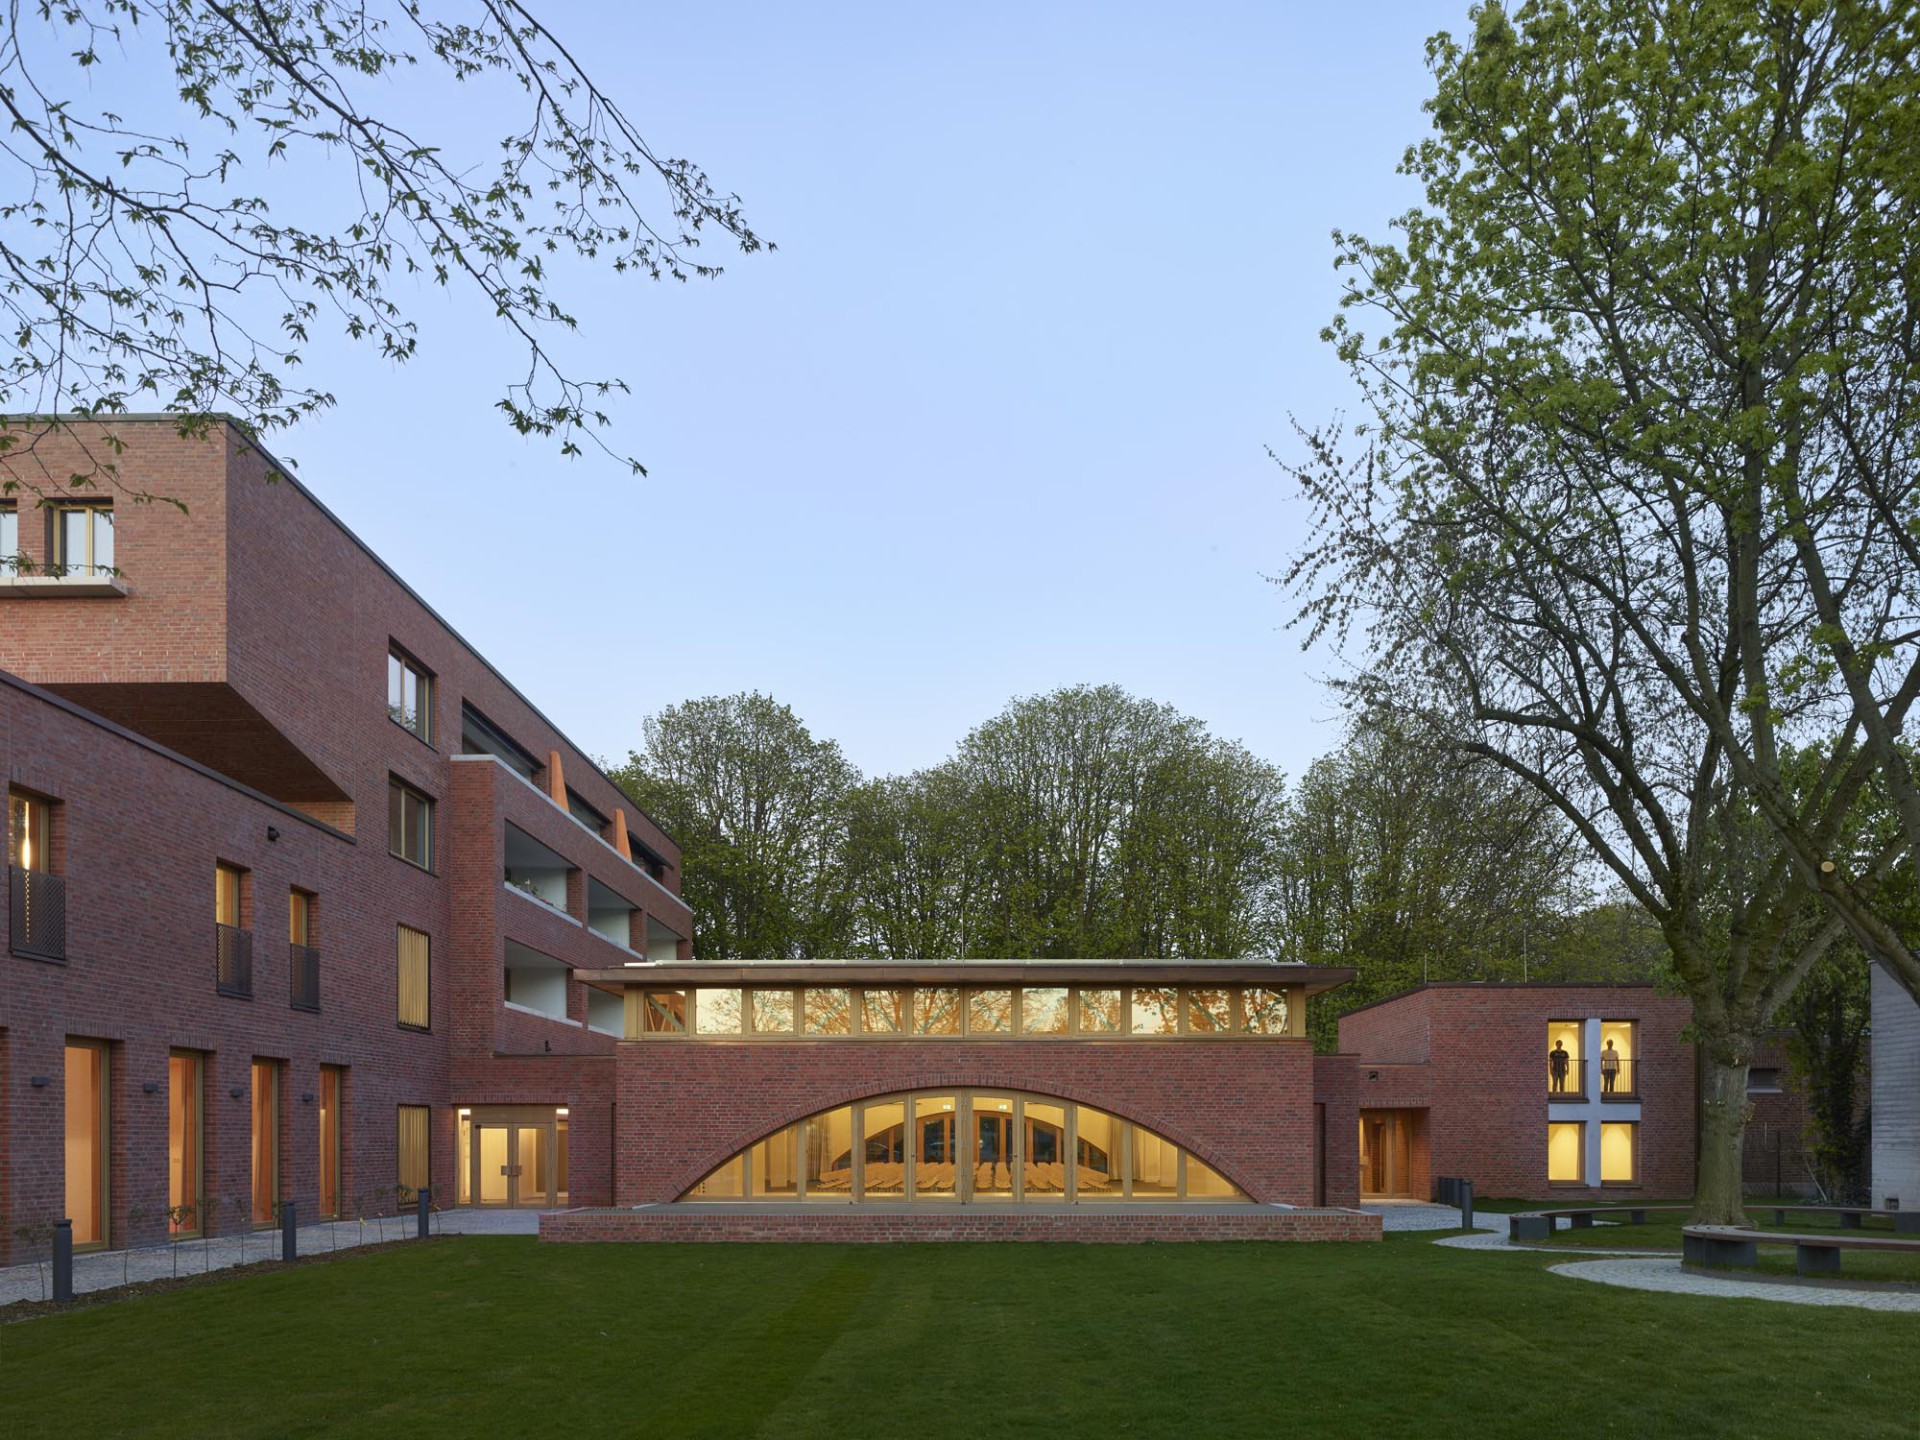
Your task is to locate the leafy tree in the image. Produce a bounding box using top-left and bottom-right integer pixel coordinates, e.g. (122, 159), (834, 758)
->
(1782, 955), (1872, 1204)
(610, 694), (854, 960)
(1279, 1), (1910, 1219)
(1277, 711), (1599, 1046)
(0, 0), (767, 529)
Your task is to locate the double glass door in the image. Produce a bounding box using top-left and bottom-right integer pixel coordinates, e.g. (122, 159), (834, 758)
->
(474, 1123), (555, 1208)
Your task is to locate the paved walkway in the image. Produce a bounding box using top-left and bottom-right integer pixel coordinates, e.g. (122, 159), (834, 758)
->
(0, 1208), (542, 1308)
(1553, 1255), (1920, 1313)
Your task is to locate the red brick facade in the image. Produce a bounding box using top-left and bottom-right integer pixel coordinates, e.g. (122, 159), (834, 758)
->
(1, 419), (690, 1260)
(614, 1039), (1319, 1205)
(1339, 985), (1712, 1200)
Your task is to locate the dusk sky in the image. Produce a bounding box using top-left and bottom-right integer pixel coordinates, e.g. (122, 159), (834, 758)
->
(259, 2), (1468, 780)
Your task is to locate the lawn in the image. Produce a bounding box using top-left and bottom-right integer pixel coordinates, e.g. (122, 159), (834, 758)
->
(2, 1232), (1916, 1439)
(1528, 1211), (1920, 1283)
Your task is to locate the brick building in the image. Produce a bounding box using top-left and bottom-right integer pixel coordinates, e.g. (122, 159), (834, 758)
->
(3, 417), (1375, 1254)
(1337, 983), (1811, 1201)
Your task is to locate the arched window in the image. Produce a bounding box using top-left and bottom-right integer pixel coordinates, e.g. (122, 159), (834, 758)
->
(686, 1090), (1243, 1204)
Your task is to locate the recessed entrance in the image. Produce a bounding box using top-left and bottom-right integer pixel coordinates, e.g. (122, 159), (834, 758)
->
(1359, 1109), (1414, 1199)
(687, 1089), (1243, 1204)
(457, 1106), (570, 1207)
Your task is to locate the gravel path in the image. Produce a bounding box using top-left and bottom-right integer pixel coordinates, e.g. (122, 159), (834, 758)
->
(0, 1208), (543, 1308)
(1552, 1255), (1920, 1312)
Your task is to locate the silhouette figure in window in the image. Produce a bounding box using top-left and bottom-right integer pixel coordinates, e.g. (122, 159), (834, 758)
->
(1601, 1039), (1622, 1094)
(1550, 1039), (1572, 1093)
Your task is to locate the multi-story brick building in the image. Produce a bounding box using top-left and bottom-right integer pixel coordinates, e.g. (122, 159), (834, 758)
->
(1, 418), (693, 1260)
(3, 417), (1377, 1253)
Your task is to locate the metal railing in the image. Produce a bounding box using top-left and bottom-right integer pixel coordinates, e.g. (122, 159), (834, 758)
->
(1597, 1057), (1636, 1097)
(216, 923), (253, 998)
(1546, 1058), (1584, 1096)
(1546, 1058), (1638, 1096)
(289, 942), (320, 1012)
(9, 866), (67, 962)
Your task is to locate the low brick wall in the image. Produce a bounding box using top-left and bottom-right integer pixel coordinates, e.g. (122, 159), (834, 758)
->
(539, 1207), (1381, 1244)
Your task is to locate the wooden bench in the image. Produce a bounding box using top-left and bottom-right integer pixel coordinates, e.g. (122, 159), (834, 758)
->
(1756, 1205), (1920, 1233)
(1682, 1224), (1920, 1277)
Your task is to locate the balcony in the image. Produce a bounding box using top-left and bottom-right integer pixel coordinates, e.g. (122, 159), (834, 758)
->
(289, 942), (320, 1012)
(1599, 1058), (1637, 1099)
(1546, 1058), (1637, 1099)
(1547, 1059), (1584, 1099)
(9, 867), (67, 962)
(505, 823), (573, 917)
(216, 923), (254, 998)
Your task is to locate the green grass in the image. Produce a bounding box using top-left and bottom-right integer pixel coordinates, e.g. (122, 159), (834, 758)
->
(1532, 1211), (1920, 1277)
(1, 1233), (1916, 1438)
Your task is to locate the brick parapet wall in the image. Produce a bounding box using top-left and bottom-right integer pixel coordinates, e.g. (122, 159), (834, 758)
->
(540, 1207), (1381, 1244)
(615, 1039), (1318, 1206)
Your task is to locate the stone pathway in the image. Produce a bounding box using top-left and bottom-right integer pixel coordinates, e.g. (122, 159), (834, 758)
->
(0, 1208), (543, 1309)
(1552, 1255), (1920, 1313)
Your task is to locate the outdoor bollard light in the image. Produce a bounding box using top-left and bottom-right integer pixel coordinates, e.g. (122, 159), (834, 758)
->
(52, 1219), (74, 1303)
(416, 1187), (431, 1240)
(1460, 1179), (1475, 1231)
(281, 1200), (298, 1263)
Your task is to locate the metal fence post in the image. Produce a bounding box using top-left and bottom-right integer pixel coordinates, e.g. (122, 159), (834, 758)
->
(280, 1200), (297, 1262)
(416, 1187), (430, 1240)
(52, 1219), (74, 1302)
(1460, 1179), (1475, 1231)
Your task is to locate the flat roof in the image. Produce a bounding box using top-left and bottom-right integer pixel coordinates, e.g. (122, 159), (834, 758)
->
(1336, 979), (1668, 1019)
(579, 958), (1354, 994)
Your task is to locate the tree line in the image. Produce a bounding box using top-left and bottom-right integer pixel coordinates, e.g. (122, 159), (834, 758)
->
(609, 686), (1660, 1035)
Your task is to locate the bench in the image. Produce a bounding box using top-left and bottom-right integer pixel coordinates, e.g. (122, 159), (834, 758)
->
(1682, 1224), (1920, 1277)
(1508, 1205), (1689, 1242)
(1757, 1205), (1920, 1233)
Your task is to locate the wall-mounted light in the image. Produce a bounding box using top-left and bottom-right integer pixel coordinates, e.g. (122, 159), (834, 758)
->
(1367, 1070), (1380, 1081)
(230, 1086), (247, 1100)
(30, 1075), (50, 1088)
(457, 1107), (471, 1118)
(300, 1092), (316, 1104)
(267, 825), (281, 843)
(142, 1081), (160, 1095)
(555, 1107), (570, 1118)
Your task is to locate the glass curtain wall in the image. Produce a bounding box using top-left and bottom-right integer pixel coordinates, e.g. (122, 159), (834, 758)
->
(687, 1090), (1245, 1205)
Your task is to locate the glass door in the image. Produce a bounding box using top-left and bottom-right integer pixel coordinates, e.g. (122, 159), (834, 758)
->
(472, 1121), (558, 1207)
(476, 1124), (513, 1206)
(912, 1096), (958, 1199)
(1022, 1102), (1068, 1200)
(516, 1125), (552, 1207)
(972, 1094), (1016, 1200)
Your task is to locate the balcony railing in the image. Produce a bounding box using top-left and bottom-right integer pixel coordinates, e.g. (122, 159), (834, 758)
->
(9, 867), (67, 962)
(216, 923), (253, 998)
(1547, 1060), (1584, 1098)
(289, 942), (320, 1012)
(1599, 1058), (1637, 1098)
(1547, 1058), (1638, 1098)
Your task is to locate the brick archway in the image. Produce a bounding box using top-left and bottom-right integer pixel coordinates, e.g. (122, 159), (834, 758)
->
(614, 1040), (1315, 1205)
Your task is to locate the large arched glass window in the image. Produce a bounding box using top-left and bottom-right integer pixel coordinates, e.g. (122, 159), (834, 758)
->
(686, 1090), (1244, 1204)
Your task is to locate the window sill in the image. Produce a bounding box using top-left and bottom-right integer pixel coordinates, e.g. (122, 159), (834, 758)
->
(0, 575), (128, 599)
(388, 850), (435, 876)
(1600, 1092), (1640, 1103)
(397, 1022), (431, 1034)
(387, 714), (438, 752)
(10, 945), (68, 965)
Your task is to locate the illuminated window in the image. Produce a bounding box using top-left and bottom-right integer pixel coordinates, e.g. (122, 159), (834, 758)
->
(1243, 987), (1290, 1034)
(66, 1041), (110, 1247)
(1187, 988), (1233, 1034)
(288, 889), (314, 946)
(1548, 1121), (1585, 1185)
(1599, 1020), (1636, 1096)
(388, 777), (434, 869)
(1547, 1020), (1583, 1094)
(913, 987), (961, 1035)
(861, 988), (907, 1034)
(750, 989), (794, 1034)
(215, 862), (247, 928)
(397, 924), (431, 1030)
(1130, 986), (1179, 1035)
(642, 990), (687, 1033)
(52, 503), (113, 576)
(387, 646), (434, 743)
(803, 988), (851, 1036)
(397, 1105), (431, 1199)
(1078, 988), (1122, 1033)
(1600, 1122), (1637, 1184)
(168, 1051), (203, 1236)
(8, 790), (51, 871)
(251, 1060), (281, 1225)
(1021, 987), (1069, 1035)
(967, 989), (1013, 1034)
(694, 988), (742, 1035)
(686, 1090), (1245, 1204)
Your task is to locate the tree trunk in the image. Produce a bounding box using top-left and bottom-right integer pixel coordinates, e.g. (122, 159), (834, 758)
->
(1694, 1041), (1754, 1225)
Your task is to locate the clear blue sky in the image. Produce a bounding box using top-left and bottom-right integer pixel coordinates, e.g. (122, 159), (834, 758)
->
(270, 2), (1467, 780)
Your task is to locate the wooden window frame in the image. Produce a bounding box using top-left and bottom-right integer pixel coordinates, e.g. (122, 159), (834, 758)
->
(386, 645), (435, 745)
(387, 776), (435, 871)
(397, 923), (432, 1031)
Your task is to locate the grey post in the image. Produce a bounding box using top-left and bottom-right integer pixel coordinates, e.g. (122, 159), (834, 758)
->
(280, 1200), (297, 1263)
(52, 1219), (74, 1302)
(1459, 1178), (1474, 1231)
(416, 1186), (430, 1239)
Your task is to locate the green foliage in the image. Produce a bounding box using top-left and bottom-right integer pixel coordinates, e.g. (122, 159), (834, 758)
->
(0, 0), (767, 494)
(610, 694), (856, 961)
